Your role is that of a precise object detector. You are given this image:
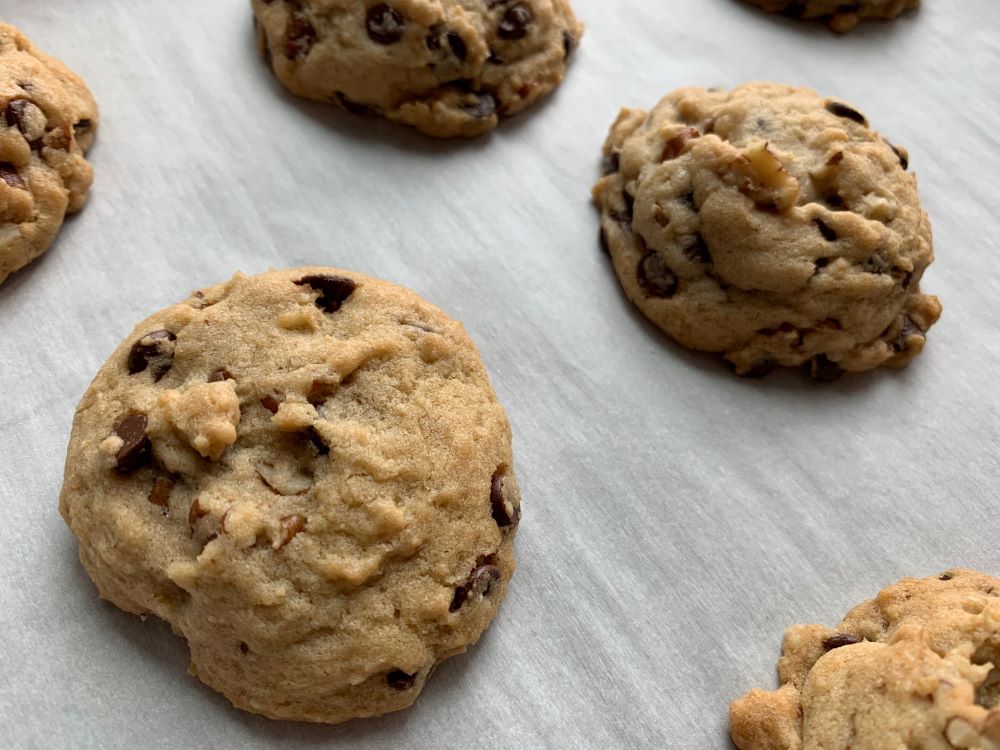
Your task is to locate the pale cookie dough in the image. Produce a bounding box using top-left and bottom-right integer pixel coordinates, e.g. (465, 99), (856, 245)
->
(731, 569), (1000, 749)
(251, 0), (583, 138)
(60, 267), (521, 724)
(592, 83), (942, 379)
(0, 23), (97, 285)
(742, 0), (919, 33)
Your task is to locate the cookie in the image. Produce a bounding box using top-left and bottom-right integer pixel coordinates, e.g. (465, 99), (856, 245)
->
(742, 0), (919, 33)
(592, 83), (942, 379)
(0, 23), (97, 285)
(730, 569), (1000, 749)
(251, 0), (583, 138)
(59, 268), (521, 724)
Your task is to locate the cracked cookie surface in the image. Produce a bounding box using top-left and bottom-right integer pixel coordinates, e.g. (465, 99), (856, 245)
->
(592, 83), (941, 378)
(742, 0), (919, 32)
(60, 267), (520, 724)
(251, 0), (582, 138)
(0, 23), (97, 285)
(730, 569), (1000, 749)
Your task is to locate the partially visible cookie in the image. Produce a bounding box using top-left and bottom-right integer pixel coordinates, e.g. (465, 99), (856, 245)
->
(0, 23), (97, 285)
(592, 83), (941, 379)
(742, 0), (919, 33)
(59, 267), (520, 723)
(251, 0), (583, 138)
(730, 569), (1000, 749)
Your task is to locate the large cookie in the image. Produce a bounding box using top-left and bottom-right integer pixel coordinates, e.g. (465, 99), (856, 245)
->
(592, 83), (941, 379)
(251, 0), (582, 138)
(0, 23), (97, 285)
(730, 569), (1000, 749)
(59, 268), (521, 723)
(742, 0), (919, 33)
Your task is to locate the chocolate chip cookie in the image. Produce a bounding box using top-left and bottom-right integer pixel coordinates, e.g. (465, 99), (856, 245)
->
(251, 0), (583, 138)
(59, 268), (521, 723)
(592, 83), (941, 379)
(742, 0), (919, 33)
(731, 569), (1000, 749)
(0, 24), (97, 285)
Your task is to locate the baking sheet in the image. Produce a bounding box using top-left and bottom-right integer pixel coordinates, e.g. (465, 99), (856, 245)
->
(1, 1), (998, 747)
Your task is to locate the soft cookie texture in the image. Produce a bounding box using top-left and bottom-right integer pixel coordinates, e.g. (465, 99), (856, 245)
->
(0, 24), (97, 285)
(742, 0), (919, 32)
(730, 570), (1000, 749)
(251, 0), (583, 138)
(60, 268), (521, 724)
(592, 83), (941, 379)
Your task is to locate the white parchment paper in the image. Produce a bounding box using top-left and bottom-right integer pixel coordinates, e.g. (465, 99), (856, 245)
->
(1, 1), (999, 747)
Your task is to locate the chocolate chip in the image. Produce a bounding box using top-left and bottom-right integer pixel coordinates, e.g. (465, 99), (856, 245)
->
(463, 92), (497, 120)
(275, 514), (306, 549)
(815, 219), (838, 242)
(862, 253), (890, 275)
(446, 31), (468, 60)
(823, 633), (862, 650)
(148, 476), (174, 508)
(387, 669), (417, 690)
(891, 317), (923, 353)
(887, 141), (909, 170)
(939, 572), (954, 581)
(208, 369), (232, 383)
(682, 235), (712, 264)
(637, 253), (678, 298)
(740, 360), (775, 379)
(239, 642), (250, 654)
(490, 470), (519, 528)
(498, 5), (532, 40)
(602, 151), (620, 175)
(450, 561), (501, 612)
(807, 354), (845, 382)
(112, 414), (151, 472)
(0, 163), (25, 190)
(4, 100), (31, 134)
(824, 101), (868, 127)
(284, 11), (316, 59)
(562, 30), (576, 58)
(294, 274), (356, 312)
(260, 395), (280, 414)
(307, 427), (330, 456)
(126, 330), (177, 381)
(366, 4), (405, 45)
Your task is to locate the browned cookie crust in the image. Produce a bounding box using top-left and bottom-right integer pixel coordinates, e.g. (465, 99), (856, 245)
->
(60, 268), (520, 724)
(743, 0), (919, 33)
(252, 0), (583, 138)
(592, 83), (941, 379)
(0, 23), (97, 285)
(731, 570), (1000, 749)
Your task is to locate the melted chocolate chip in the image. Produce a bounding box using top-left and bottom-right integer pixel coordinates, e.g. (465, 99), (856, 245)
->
(824, 101), (868, 127)
(294, 274), (356, 312)
(148, 476), (174, 508)
(387, 669), (417, 690)
(366, 4), (405, 45)
(450, 562), (502, 612)
(490, 470), (519, 528)
(4, 100), (31, 134)
(807, 354), (845, 382)
(498, 5), (532, 40)
(682, 235), (712, 264)
(816, 219), (838, 242)
(463, 92), (497, 119)
(823, 633), (862, 650)
(446, 31), (468, 60)
(637, 253), (678, 298)
(891, 317), (923, 353)
(239, 642), (250, 654)
(126, 330), (176, 381)
(112, 414), (151, 472)
(0, 163), (25, 190)
(284, 11), (316, 59)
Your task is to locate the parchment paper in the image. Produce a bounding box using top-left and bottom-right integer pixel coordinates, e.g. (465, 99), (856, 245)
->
(1, 1), (998, 747)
